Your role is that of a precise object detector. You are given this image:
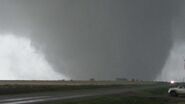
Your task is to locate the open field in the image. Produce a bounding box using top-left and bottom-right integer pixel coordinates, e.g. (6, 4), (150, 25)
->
(0, 80), (175, 104)
(0, 80), (157, 85)
(47, 85), (185, 104)
(0, 80), (160, 95)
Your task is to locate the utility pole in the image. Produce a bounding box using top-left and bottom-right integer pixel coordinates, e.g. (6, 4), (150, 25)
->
(183, 59), (185, 83)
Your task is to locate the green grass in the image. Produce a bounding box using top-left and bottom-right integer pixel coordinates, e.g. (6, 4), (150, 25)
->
(0, 83), (177, 104)
(47, 86), (184, 104)
(0, 84), (140, 95)
(140, 86), (169, 96)
(51, 95), (170, 104)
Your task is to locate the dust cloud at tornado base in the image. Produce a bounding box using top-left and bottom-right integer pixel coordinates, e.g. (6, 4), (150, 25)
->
(0, 33), (67, 80)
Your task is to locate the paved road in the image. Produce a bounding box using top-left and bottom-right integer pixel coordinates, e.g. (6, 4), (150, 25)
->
(0, 85), (164, 104)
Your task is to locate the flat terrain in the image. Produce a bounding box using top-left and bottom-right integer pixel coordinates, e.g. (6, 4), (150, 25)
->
(0, 84), (163, 104)
(44, 85), (185, 104)
(0, 80), (154, 85)
(0, 80), (182, 104)
(0, 80), (155, 95)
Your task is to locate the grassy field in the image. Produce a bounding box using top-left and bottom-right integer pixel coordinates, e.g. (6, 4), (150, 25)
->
(0, 80), (175, 104)
(0, 80), (159, 95)
(47, 85), (185, 104)
(0, 84), (127, 95)
(53, 96), (170, 104)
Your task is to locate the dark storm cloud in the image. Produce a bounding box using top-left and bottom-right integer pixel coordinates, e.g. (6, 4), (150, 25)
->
(0, 0), (181, 80)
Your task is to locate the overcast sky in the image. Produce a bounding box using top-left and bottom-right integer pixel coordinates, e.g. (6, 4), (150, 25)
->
(0, 0), (184, 81)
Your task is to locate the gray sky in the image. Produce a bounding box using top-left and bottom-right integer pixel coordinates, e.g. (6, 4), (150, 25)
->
(0, 0), (182, 81)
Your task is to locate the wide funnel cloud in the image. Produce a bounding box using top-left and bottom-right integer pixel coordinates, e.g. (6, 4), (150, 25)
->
(0, 0), (181, 81)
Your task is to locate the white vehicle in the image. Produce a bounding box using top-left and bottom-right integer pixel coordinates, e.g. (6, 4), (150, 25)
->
(168, 85), (185, 97)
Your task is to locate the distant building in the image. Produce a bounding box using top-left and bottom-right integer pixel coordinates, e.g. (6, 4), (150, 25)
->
(90, 78), (95, 81)
(116, 78), (128, 81)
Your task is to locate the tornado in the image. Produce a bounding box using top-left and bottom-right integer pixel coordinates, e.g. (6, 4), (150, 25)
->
(0, 0), (181, 80)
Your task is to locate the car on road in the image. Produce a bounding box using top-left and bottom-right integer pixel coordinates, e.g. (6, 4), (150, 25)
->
(168, 85), (185, 97)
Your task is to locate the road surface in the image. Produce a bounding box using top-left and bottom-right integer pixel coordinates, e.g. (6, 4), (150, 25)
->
(0, 85), (163, 104)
